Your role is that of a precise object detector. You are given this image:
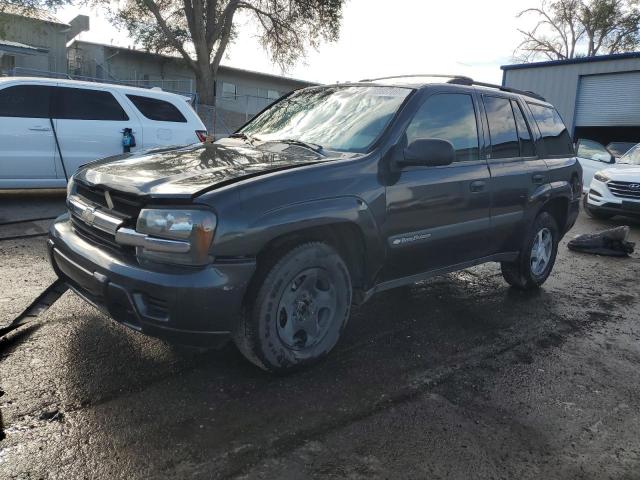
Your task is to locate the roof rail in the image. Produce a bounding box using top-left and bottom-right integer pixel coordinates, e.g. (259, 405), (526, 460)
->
(449, 77), (547, 101)
(359, 74), (546, 101)
(359, 74), (473, 83)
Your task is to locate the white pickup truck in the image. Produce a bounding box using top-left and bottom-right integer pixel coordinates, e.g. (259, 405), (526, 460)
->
(0, 77), (207, 189)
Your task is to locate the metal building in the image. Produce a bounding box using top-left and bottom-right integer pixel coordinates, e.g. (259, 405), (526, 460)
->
(502, 52), (640, 145)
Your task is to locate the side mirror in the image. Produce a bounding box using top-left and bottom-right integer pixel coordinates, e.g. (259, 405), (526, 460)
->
(400, 139), (455, 167)
(607, 154), (616, 164)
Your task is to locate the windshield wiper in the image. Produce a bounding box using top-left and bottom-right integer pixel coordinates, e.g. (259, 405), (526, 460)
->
(269, 138), (325, 155)
(229, 132), (260, 144)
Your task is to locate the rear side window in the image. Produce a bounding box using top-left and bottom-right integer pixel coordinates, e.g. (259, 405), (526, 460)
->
(0, 85), (50, 118)
(483, 96), (519, 159)
(54, 87), (129, 121)
(127, 95), (187, 123)
(511, 100), (535, 157)
(406, 93), (479, 162)
(527, 103), (574, 156)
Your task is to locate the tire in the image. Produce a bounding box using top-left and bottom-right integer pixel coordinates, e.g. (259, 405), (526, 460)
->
(582, 194), (614, 220)
(501, 212), (559, 290)
(234, 242), (352, 373)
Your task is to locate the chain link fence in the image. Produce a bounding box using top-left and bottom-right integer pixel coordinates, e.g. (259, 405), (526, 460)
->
(196, 95), (276, 139)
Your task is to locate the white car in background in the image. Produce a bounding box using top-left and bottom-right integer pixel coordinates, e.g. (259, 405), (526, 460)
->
(583, 143), (640, 219)
(0, 77), (207, 189)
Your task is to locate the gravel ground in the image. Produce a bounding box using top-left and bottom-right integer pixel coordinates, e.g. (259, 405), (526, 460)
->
(0, 200), (638, 479)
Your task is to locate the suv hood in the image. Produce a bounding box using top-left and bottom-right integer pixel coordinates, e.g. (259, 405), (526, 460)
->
(602, 164), (640, 181)
(75, 141), (341, 198)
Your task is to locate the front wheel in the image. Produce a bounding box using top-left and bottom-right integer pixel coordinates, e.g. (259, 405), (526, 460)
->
(501, 212), (559, 290)
(234, 242), (352, 373)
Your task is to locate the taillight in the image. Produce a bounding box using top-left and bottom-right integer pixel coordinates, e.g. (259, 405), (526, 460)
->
(195, 130), (208, 142)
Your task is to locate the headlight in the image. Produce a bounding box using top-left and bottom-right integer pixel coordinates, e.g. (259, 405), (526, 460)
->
(134, 208), (217, 265)
(594, 171), (610, 183)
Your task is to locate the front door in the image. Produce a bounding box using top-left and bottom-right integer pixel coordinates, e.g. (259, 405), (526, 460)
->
(0, 84), (58, 186)
(52, 85), (142, 175)
(383, 91), (492, 280)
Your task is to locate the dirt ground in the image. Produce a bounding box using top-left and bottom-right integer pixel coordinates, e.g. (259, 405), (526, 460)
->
(0, 193), (639, 479)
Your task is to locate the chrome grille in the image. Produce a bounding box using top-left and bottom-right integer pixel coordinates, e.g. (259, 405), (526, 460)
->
(607, 181), (640, 200)
(69, 182), (143, 251)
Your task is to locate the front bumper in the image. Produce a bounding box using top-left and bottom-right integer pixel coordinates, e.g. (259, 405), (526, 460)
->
(586, 179), (640, 217)
(48, 214), (256, 347)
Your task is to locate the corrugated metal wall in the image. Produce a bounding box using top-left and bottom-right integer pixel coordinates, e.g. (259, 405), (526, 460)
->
(503, 57), (640, 133)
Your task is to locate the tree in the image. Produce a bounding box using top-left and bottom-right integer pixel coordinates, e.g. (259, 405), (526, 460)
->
(515, 0), (640, 62)
(88, 0), (344, 104)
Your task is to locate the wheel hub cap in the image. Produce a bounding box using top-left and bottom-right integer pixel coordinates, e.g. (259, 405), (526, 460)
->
(276, 267), (337, 351)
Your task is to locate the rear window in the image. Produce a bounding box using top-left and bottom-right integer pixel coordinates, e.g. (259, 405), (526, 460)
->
(527, 103), (574, 156)
(0, 85), (50, 118)
(54, 87), (129, 121)
(126, 95), (187, 122)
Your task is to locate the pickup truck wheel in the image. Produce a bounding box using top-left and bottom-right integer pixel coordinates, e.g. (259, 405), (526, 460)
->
(501, 212), (559, 290)
(582, 194), (614, 220)
(234, 242), (352, 373)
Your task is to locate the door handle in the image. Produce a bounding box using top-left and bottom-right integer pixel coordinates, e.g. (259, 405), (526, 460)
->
(470, 180), (486, 193)
(29, 127), (51, 132)
(532, 174), (546, 184)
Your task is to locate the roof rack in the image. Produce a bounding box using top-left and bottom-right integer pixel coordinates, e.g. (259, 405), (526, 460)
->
(359, 74), (473, 83)
(359, 74), (546, 102)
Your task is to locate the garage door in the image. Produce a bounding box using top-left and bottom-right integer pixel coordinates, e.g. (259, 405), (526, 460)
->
(575, 71), (640, 126)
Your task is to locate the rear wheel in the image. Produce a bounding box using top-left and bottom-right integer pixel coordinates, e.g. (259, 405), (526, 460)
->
(582, 194), (614, 220)
(234, 242), (352, 373)
(501, 212), (559, 290)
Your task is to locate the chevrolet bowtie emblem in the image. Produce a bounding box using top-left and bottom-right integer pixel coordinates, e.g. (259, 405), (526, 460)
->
(81, 206), (97, 225)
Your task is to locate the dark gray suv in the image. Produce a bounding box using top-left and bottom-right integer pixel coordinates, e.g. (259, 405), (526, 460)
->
(48, 75), (582, 372)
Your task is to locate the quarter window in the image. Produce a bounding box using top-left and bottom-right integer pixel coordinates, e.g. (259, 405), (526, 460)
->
(127, 95), (187, 123)
(54, 87), (129, 121)
(406, 93), (479, 162)
(0, 85), (50, 118)
(483, 96), (519, 159)
(527, 103), (574, 156)
(512, 100), (535, 157)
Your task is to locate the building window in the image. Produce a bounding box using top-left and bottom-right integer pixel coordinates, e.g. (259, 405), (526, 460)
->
(0, 54), (16, 75)
(267, 89), (280, 100)
(222, 82), (237, 97)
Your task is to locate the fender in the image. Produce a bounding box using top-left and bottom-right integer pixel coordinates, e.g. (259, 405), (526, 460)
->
(214, 196), (386, 285)
(525, 180), (575, 228)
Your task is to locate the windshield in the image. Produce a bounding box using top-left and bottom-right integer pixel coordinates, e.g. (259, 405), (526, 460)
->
(240, 86), (412, 153)
(619, 143), (640, 165)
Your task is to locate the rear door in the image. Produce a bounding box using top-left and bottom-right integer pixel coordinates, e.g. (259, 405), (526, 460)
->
(0, 84), (58, 186)
(383, 91), (492, 280)
(52, 85), (142, 175)
(122, 93), (198, 147)
(482, 95), (549, 254)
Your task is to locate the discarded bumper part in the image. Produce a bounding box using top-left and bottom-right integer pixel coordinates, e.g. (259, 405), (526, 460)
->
(48, 215), (256, 347)
(0, 279), (68, 338)
(567, 226), (635, 257)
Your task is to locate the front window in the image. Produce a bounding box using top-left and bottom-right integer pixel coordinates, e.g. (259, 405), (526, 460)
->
(576, 139), (613, 163)
(240, 85), (412, 153)
(619, 144), (640, 165)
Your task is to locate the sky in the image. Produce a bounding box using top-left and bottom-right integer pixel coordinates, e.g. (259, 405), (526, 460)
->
(58, 0), (540, 85)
